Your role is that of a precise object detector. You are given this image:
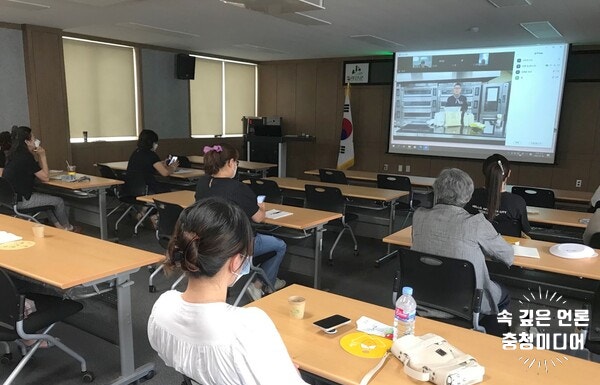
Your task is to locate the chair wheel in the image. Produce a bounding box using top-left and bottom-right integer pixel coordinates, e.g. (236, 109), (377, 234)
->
(149, 285), (156, 293)
(328, 260), (334, 266)
(147, 266), (155, 274)
(144, 370), (155, 380)
(81, 371), (94, 383)
(354, 250), (359, 256)
(1, 353), (12, 364)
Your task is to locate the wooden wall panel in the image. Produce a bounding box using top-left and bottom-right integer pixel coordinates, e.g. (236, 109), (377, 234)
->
(22, 25), (71, 170)
(258, 64), (277, 116)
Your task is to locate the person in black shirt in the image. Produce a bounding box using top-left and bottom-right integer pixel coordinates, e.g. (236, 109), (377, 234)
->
(465, 154), (530, 237)
(446, 82), (468, 126)
(3, 126), (76, 231)
(195, 143), (286, 301)
(0, 130), (11, 176)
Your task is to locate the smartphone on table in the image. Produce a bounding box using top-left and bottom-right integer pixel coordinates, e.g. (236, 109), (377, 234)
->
(313, 314), (351, 333)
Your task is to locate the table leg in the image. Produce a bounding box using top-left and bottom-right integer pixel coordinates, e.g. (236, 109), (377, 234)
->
(108, 274), (155, 385)
(374, 199), (399, 267)
(98, 188), (108, 240)
(313, 225), (324, 289)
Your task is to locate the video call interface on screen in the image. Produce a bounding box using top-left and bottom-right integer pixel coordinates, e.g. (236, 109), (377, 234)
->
(388, 44), (569, 164)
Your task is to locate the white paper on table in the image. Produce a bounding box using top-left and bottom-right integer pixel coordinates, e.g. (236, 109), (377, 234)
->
(513, 245), (540, 258)
(0, 231), (23, 244)
(356, 316), (393, 338)
(265, 209), (293, 219)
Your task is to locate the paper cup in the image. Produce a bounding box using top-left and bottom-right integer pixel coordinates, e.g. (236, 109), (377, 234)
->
(288, 296), (306, 319)
(32, 224), (45, 238)
(257, 195), (266, 204)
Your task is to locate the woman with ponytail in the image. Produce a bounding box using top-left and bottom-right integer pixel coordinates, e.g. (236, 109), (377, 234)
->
(466, 154), (530, 237)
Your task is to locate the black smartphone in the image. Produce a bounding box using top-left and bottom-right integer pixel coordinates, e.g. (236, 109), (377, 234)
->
(313, 314), (351, 332)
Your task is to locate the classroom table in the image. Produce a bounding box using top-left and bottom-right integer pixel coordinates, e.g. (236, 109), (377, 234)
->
(0, 215), (162, 385)
(40, 173), (123, 240)
(97, 161), (204, 180)
(304, 168), (436, 188)
(526, 207), (592, 229)
(187, 155), (276, 177)
(137, 190), (341, 288)
(304, 169), (594, 204)
(251, 284), (600, 385)
(265, 177), (407, 240)
(383, 226), (600, 281)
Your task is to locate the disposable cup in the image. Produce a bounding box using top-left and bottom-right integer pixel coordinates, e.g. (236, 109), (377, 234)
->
(32, 224), (45, 238)
(67, 165), (77, 176)
(288, 296), (306, 319)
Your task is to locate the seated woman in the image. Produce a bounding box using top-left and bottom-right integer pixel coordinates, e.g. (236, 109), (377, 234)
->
(465, 154), (530, 237)
(412, 168), (514, 336)
(125, 129), (178, 195)
(148, 197), (308, 385)
(3, 126), (77, 231)
(195, 143), (286, 300)
(583, 209), (600, 246)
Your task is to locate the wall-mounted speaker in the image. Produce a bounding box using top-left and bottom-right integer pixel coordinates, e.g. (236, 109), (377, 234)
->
(176, 54), (195, 80)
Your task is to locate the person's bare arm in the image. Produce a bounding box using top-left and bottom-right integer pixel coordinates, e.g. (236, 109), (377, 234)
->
(33, 147), (49, 182)
(251, 202), (266, 223)
(153, 160), (178, 177)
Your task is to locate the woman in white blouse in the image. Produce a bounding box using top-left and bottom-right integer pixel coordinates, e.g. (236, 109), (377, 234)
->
(147, 197), (308, 385)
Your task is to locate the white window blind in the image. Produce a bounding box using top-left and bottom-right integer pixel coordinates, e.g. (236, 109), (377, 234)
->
(190, 57), (256, 137)
(63, 38), (138, 141)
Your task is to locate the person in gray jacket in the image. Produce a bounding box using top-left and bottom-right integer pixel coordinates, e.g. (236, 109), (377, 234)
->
(412, 168), (514, 336)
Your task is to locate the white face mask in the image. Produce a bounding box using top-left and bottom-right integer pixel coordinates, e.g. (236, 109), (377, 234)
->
(152, 143), (158, 151)
(229, 255), (252, 287)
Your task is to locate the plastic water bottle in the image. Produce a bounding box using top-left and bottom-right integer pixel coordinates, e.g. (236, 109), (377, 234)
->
(394, 286), (417, 340)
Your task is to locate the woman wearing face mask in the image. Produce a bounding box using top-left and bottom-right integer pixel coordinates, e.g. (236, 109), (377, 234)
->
(125, 129), (178, 195)
(195, 143), (286, 301)
(148, 197), (309, 385)
(125, 129), (178, 228)
(3, 126), (77, 231)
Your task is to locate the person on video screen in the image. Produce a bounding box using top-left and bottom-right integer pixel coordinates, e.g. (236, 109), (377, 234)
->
(446, 82), (468, 126)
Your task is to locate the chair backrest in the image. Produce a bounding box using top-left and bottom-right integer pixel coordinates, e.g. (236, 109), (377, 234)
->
(512, 186), (555, 208)
(175, 155), (192, 169)
(304, 184), (345, 214)
(0, 269), (22, 339)
(589, 233), (600, 249)
(318, 169), (348, 185)
(377, 174), (413, 204)
(243, 178), (283, 204)
(97, 164), (119, 180)
(395, 248), (482, 323)
(0, 177), (17, 208)
(154, 199), (184, 249)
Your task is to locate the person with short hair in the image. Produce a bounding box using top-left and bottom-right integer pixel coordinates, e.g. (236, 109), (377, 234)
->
(465, 154), (530, 237)
(147, 197), (308, 385)
(446, 82), (468, 126)
(195, 143), (286, 301)
(3, 126), (76, 231)
(411, 168), (514, 336)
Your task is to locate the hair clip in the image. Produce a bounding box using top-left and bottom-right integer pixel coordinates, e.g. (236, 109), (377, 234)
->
(497, 160), (504, 176)
(203, 145), (223, 154)
(172, 249), (184, 263)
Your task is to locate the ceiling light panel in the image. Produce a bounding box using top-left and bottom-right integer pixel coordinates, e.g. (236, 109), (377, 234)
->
(64, 0), (142, 6)
(276, 12), (330, 25)
(117, 22), (200, 38)
(220, 0), (324, 15)
(350, 35), (404, 49)
(4, 0), (50, 10)
(487, 0), (531, 8)
(520, 21), (563, 39)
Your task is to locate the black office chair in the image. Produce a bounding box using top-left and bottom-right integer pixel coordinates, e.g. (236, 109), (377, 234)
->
(0, 177), (55, 224)
(181, 374), (200, 385)
(318, 168), (348, 185)
(231, 251), (277, 306)
(393, 248), (485, 332)
(304, 184), (358, 265)
(148, 199), (184, 293)
(114, 172), (156, 235)
(96, 164), (126, 218)
(512, 186), (555, 208)
(376, 174), (420, 229)
(0, 269), (94, 383)
(242, 178), (283, 204)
